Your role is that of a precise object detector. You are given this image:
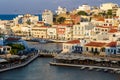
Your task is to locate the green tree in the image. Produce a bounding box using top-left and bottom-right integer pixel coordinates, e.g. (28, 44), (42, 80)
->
(26, 20), (31, 25)
(107, 9), (112, 15)
(8, 44), (25, 55)
(77, 11), (88, 16)
(57, 17), (66, 24)
(106, 9), (113, 18)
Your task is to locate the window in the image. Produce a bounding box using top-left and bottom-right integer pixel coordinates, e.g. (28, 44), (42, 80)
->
(3, 48), (6, 51)
(111, 49), (113, 52)
(118, 49), (120, 53)
(72, 46), (74, 49)
(108, 49), (110, 52)
(7, 48), (10, 51)
(113, 34), (116, 37)
(86, 47), (88, 51)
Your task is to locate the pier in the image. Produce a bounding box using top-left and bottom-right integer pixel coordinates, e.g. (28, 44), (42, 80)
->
(49, 62), (120, 73)
(0, 51), (39, 72)
(39, 50), (58, 57)
(50, 53), (120, 74)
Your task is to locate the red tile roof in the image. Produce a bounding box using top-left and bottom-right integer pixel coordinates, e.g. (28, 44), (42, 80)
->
(106, 42), (117, 47)
(85, 42), (107, 47)
(108, 29), (118, 33)
(66, 40), (80, 44)
(96, 18), (105, 21)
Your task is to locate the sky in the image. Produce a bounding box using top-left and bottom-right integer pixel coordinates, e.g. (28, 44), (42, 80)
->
(0, 0), (119, 14)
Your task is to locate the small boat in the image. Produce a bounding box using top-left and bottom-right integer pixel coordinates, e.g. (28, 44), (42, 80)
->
(104, 69), (108, 72)
(96, 68), (102, 71)
(89, 67), (93, 70)
(39, 39), (47, 44)
(81, 66), (85, 70)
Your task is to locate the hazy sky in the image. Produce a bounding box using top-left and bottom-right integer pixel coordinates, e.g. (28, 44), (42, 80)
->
(0, 0), (119, 14)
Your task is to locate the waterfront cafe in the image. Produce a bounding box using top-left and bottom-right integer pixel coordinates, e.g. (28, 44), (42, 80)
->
(54, 54), (120, 68)
(0, 58), (7, 63)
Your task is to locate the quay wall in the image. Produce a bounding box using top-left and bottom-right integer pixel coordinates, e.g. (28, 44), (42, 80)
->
(49, 62), (120, 73)
(0, 53), (39, 72)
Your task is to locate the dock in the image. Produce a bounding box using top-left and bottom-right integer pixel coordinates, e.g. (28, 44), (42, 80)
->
(49, 62), (120, 73)
(39, 50), (58, 57)
(0, 52), (39, 72)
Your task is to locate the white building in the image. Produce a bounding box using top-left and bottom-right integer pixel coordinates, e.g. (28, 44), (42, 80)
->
(73, 22), (94, 41)
(56, 6), (67, 15)
(0, 46), (11, 54)
(42, 9), (53, 25)
(105, 41), (120, 55)
(47, 27), (57, 39)
(100, 3), (118, 11)
(77, 4), (91, 12)
(13, 14), (39, 25)
(62, 40), (81, 53)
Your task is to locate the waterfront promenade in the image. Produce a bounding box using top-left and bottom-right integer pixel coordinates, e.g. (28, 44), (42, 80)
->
(50, 53), (120, 73)
(0, 51), (39, 72)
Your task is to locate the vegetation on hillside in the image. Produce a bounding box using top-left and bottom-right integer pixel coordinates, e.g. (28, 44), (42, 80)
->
(77, 11), (88, 16)
(57, 17), (66, 24)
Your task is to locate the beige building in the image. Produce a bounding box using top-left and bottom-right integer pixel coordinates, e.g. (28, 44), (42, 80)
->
(31, 26), (47, 38)
(42, 9), (53, 25)
(55, 24), (73, 40)
(84, 42), (107, 55)
(100, 3), (118, 11)
(47, 27), (57, 39)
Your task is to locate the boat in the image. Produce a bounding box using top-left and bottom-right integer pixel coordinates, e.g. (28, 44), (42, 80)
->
(39, 39), (48, 44)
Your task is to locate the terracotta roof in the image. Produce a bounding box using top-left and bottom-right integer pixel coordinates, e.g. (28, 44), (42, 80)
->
(106, 42), (117, 47)
(66, 40), (80, 44)
(96, 18), (105, 21)
(85, 42), (107, 47)
(108, 29), (118, 33)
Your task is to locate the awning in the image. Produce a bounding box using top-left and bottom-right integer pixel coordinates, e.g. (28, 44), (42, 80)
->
(111, 61), (118, 63)
(20, 55), (27, 60)
(0, 58), (7, 63)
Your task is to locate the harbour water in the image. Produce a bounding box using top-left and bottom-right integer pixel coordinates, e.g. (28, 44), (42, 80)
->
(0, 58), (119, 80)
(0, 42), (119, 80)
